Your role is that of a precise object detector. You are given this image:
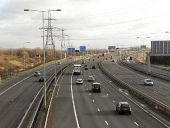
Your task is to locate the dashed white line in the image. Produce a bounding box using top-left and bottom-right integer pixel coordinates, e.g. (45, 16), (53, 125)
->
(105, 121), (109, 126)
(119, 88), (123, 92)
(140, 104), (146, 107)
(97, 108), (101, 112)
(112, 100), (115, 103)
(154, 91), (158, 94)
(134, 122), (139, 127)
(92, 99), (95, 103)
(124, 92), (129, 95)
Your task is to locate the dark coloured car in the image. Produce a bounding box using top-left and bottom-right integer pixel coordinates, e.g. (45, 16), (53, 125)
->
(92, 65), (96, 69)
(116, 102), (131, 115)
(85, 67), (88, 70)
(39, 77), (44, 82)
(92, 82), (101, 92)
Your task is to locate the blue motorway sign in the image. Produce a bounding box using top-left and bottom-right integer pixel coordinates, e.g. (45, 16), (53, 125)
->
(108, 46), (116, 49)
(80, 46), (86, 52)
(67, 48), (75, 53)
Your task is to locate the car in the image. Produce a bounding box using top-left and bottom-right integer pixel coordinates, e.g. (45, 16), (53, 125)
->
(116, 102), (131, 115)
(34, 71), (41, 76)
(88, 76), (95, 82)
(144, 79), (153, 86)
(92, 65), (96, 69)
(85, 67), (88, 70)
(39, 77), (44, 82)
(112, 60), (115, 62)
(91, 82), (101, 92)
(76, 78), (83, 84)
(73, 68), (81, 75)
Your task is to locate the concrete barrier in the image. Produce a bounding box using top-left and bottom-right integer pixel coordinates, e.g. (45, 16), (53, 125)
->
(98, 62), (170, 117)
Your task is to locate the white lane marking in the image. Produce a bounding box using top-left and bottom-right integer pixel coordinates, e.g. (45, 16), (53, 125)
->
(112, 100), (115, 103)
(0, 75), (31, 96)
(92, 99), (95, 103)
(106, 93), (109, 96)
(134, 122), (139, 127)
(85, 84), (86, 86)
(18, 84), (43, 128)
(44, 70), (64, 128)
(154, 91), (158, 94)
(97, 108), (101, 112)
(109, 81), (112, 83)
(105, 121), (109, 126)
(71, 72), (80, 128)
(117, 88), (170, 128)
(124, 92), (129, 95)
(89, 93), (92, 96)
(140, 104), (146, 107)
(118, 88), (123, 92)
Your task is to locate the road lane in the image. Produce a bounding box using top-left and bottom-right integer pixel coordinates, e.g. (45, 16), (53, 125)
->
(51, 67), (77, 128)
(89, 61), (168, 128)
(50, 61), (168, 128)
(0, 65), (59, 128)
(101, 61), (170, 107)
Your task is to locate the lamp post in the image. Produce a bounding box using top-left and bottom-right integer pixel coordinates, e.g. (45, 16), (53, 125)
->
(24, 9), (61, 109)
(136, 36), (150, 61)
(23, 42), (30, 71)
(136, 36), (151, 74)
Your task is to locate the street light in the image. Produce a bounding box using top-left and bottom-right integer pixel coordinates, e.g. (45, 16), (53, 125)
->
(24, 8), (61, 109)
(23, 42), (30, 71)
(136, 36), (151, 75)
(136, 36), (150, 55)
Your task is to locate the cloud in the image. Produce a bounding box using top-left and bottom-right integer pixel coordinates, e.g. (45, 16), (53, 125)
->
(1, 0), (170, 49)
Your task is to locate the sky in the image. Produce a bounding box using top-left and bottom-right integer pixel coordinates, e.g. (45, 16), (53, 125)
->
(1, 0), (170, 49)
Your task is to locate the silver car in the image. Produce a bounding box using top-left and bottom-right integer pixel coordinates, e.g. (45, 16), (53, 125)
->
(88, 76), (95, 82)
(34, 71), (41, 77)
(144, 79), (153, 86)
(76, 78), (83, 84)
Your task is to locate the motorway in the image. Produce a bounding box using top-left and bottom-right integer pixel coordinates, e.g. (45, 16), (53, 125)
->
(49, 60), (167, 128)
(0, 64), (61, 128)
(101, 60), (170, 108)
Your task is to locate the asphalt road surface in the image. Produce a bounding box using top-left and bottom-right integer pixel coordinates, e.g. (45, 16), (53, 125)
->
(0, 64), (60, 128)
(102, 61), (170, 108)
(50, 61), (167, 128)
